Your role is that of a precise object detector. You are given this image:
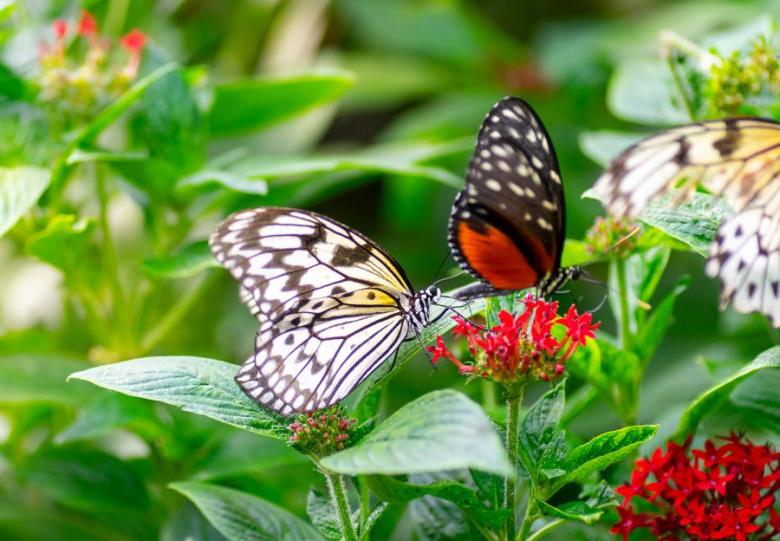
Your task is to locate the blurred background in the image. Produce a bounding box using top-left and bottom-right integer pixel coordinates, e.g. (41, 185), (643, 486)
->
(2, 0), (780, 539)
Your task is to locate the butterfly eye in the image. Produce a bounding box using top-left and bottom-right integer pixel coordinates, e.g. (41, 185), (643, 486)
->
(427, 286), (441, 301)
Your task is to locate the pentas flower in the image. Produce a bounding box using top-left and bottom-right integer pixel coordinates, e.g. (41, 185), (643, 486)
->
(612, 434), (780, 541)
(584, 216), (638, 258)
(288, 406), (356, 457)
(427, 295), (600, 384)
(37, 11), (147, 126)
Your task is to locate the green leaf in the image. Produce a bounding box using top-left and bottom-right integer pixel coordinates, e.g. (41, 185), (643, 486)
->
(675, 346), (780, 439)
(578, 131), (644, 167)
(519, 380), (567, 485)
(193, 431), (305, 481)
(731, 369), (780, 434)
(68, 356), (289, 440)
(322, 390), (511, 476)
(171, 482), (324, 541)
(639, 193), (731, 256)
(410, 492), (473, 541)
(55, 393), (159, 444)
(0, 355), (93, 405)
(177, 169), (268, 195)
(143, 241), (219, 279)
(536, 500), (603, 525)
(360, 503), (389, 541)
(25, 215), (96, 277)
(137, 47), (205, 175)
(71, 63), (177, 147)
(364, 473), (505, 530)
(0, 165), (49, 237)
(20, 448), (150, 513)
(634, 277), (689, 364)
(161, 502), (227, 541)
(550, 425), (657, 495)
(231, 139), (470, 189)
(306, 488), (342, 541)
(607, 59), (690, 125)
(209, 71), (355, 137)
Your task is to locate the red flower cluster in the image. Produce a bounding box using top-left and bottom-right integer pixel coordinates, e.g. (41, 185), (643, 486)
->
(39, 10), (148, 123)
(612, 434), (780, 541)
(427, 296), (600, 383)
(288, 407), (356, 457)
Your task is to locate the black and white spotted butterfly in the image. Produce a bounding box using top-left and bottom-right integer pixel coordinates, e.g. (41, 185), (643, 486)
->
(593, 117), (780, 326)
(210, 207), (440, 415)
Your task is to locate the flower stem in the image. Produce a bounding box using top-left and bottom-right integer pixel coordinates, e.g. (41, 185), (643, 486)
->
(614, 258), (632, 350)
(517, 498), (537, 541)
(324, 469), (357, 541)
(504, 384), (525, 541)
(525, 518), (563, 541)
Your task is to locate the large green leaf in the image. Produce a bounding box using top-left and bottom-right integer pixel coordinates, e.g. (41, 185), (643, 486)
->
(549, 425), (657, 495)
(675, 346), (780, 439)
(209, 71), (355, 137)
(229, 139), (470, 189)
(0, 355), (94, 405)
(409, 474), (474, 541)
(536, 500), (603, 525)
(306, 488), (344, 541)
(171, 482), (324, 541)
(137, 47), (205, 176)
(25, 215), (96, 278)
(607, 59), (690, 125)
(322, 390), (511, 476)
(161, 502), (227, 541)
(143, 241), (219, 280)
(519, 380), (567, 485)
(364, 473), (505, 530)
(731, 369), (780, 434)
(640, 193), (731, 256)
(55, 393), (160, 444)
(69, 356), (289, 439)
(0, 165), (49, 237)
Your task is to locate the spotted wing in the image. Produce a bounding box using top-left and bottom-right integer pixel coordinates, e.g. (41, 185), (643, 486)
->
(210, 207), (416, 414)
(449, 97), (565, 299)
(593, 117), (780, 325)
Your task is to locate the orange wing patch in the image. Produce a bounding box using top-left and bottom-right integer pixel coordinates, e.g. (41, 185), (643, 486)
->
(457, 221), (545, 290)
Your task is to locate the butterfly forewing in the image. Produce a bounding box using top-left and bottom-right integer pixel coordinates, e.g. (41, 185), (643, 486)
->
(593, 117), (780, 326)
(449, 97), (566, 297)
(210, 208), (418, 414)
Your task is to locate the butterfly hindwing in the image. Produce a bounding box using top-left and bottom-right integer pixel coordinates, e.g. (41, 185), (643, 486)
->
(449, 97), (566, 298)
(593, 117), (780, 325)
(210, 208), (418, 414)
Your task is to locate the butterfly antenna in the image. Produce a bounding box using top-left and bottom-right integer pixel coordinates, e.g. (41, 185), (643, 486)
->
(431, 249), (452, 283)
(577, 269), (610, 313)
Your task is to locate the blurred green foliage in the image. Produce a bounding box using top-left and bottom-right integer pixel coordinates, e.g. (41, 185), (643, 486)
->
(2, 0), (780, 540)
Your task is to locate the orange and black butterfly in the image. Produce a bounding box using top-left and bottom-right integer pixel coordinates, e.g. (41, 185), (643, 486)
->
(449, 97), (579, 300)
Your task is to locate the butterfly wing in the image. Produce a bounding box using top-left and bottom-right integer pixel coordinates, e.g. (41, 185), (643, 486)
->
(210, 208), (416, 414)
(593, 117), (780, 325)
(449, 97), (566, 299)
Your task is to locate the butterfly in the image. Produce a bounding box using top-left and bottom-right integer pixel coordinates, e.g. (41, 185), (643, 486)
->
(448, 97), (580, 301)
(210, 207), (441, 415)
(592, 117), (780, 326)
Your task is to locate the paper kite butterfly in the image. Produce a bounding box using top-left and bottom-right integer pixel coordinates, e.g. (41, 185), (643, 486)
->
(593, 117), (780, 326)
(449, 97), (580, 300)
(210, 208), (440, 415)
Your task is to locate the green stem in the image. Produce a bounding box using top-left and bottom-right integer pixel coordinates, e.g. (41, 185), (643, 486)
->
(665, 54), (697, 121)
(516, 499), (537, 541)
(614, 258), (632, 350)
(139, 271), (218, 354)
(482, 379), (497, 411)
(525, 518), (563, 541)
(323, 469), (358, 541)
(504, 384), (525, 541)
(95, 164), (125, 312)
(357, 476), (370, 531)
(104, 0), (130, 36)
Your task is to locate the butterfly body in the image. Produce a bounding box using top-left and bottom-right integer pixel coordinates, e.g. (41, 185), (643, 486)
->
(593, 116), (780, 325)
(211, 207), (440, 415)
(449, 97), (574, 299)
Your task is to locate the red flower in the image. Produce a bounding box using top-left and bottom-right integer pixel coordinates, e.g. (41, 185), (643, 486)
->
(120, 29), (146, 53)
(77, 10), (97, 35)
(53, 19), (68, 39)
(611, 434), (780, 540)
(426, 295), (599, 383)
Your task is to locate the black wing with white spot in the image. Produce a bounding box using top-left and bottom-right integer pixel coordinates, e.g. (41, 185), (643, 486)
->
(210, 208), (419, 415)
(593, 117), (780, 326)
(448, 97), (566, 298)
